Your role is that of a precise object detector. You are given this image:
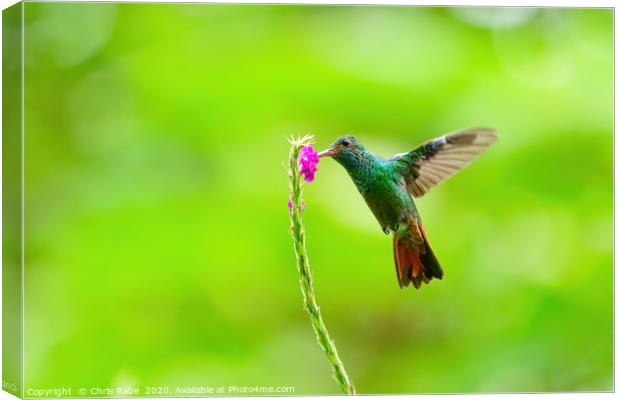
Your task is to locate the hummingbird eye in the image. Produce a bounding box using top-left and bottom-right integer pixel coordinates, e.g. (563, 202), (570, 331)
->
(341, 139), (350, 147)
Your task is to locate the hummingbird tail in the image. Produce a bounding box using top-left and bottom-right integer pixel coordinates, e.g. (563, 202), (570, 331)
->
(393, 221), (444, 289)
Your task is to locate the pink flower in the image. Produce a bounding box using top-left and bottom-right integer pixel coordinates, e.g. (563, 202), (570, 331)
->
(288, 145), (318, 213)
(288, 196), (305, 213)
(299, 145), (319, 182)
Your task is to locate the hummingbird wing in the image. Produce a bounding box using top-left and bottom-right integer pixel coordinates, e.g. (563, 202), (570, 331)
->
(390, 127), (498, 198)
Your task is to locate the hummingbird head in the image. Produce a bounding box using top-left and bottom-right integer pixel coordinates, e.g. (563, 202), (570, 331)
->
(318, 135), (376, 180)
(317, 135), (365, 162)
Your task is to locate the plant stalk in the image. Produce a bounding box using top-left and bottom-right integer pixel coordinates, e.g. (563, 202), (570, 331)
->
(287, 135), (356, 395)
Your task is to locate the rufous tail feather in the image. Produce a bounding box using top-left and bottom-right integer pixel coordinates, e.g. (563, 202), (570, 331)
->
(392, 221), (443, 289)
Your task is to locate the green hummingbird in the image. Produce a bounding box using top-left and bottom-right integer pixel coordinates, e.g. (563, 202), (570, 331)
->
(317, 128), (498, 289)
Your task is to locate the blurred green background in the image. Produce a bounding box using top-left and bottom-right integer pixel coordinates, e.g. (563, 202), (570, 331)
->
(19, 3), (612, 395)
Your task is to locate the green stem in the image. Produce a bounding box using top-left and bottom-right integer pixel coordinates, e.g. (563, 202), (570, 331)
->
(287, 135), (356, 395)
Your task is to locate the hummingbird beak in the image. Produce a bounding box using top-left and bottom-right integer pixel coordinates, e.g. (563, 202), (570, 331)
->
(318, 147), (338, 158)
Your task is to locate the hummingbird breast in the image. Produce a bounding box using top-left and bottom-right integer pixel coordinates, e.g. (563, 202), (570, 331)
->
(358, 165), (417, 232)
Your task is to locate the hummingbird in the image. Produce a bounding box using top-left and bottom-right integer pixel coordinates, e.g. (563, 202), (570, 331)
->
(317, 128), (498, 289)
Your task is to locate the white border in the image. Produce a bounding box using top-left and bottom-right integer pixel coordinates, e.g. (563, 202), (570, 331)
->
(0, 1), (615, 400)
(20, 1), (24, 398)
(3, 0), (617, 5)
